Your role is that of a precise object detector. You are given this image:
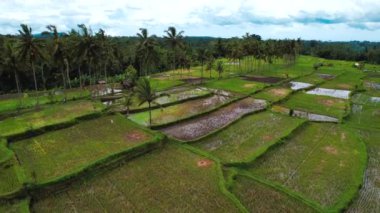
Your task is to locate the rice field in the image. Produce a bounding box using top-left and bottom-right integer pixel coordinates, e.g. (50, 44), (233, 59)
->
(247, 123), (366, 211)
(32, 144), (240, 212)
(193, 111), (305, 164)
(0, 100), (105, 139)
(128, 94), (234, 127)
(253, 86), (292, 103)
(10, 114), (161, 185)
(204, 77), (268, 95)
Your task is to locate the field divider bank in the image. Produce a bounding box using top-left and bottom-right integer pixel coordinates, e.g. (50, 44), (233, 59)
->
(235, 170), (324, 212)
(175, 141), (249, 213)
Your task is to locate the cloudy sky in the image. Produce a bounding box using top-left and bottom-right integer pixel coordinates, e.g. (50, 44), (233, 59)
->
(1, 0), (380, 41)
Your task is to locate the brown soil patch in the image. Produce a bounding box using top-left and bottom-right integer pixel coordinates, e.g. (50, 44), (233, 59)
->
(337, 83), (352, 90)
(323, 146), (338, 155)
(319, 99), (336, 107)
(341, 132), (346, 141)
(270, 88), (289, 97)
(243, 75), (285, 84)
(197, 159), (213, 168)
(262, 135), (274, 141)
(124, 130), (149, 142)
(243, 83), (256, 88)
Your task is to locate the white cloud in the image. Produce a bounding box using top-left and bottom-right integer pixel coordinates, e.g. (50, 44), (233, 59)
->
(0, 0), (379, 41)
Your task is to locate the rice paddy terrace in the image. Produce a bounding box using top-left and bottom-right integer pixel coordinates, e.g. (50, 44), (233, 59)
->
(1, 56), (380, 212)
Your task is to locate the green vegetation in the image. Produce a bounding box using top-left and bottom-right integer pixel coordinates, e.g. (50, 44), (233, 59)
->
(193, 112), (305, 164)
(204, 77), (267, 95)
(253, 86), (292, 103)
(10, 114), (162, 185)
(32, 144), (239, 212)
(0, 199), (30, 213)
(282, 92), (348, 120)
(231, 175), (317, 212)
(0, 100), (105, 138)
(129, 94), (233, 127)
(0, 89), (90, 114)
(320, 72), (364, 90)
(149, 78), (184, 91)
(247, 123), (367, 211)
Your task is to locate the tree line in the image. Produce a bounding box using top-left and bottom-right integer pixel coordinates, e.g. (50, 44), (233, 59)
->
(0, 24), (303, 94)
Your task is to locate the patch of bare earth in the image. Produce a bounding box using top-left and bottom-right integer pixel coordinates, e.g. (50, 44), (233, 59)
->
(270, 88), (289, 97)
(124, 130), (150, 142)
(323, 146), (338, 155)
(197, 159), (213, 168)
(160, 98), (267, 141)
(337, 83), (352, 90)
(243, 83), (256, 88)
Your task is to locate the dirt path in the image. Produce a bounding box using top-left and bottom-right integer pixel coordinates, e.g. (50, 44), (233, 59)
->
(160, 98), (267, 141)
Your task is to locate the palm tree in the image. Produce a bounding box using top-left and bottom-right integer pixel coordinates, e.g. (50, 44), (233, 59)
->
(43, 25), (68, 89)
(123, 93), (133, 115)
(17, 24), (44, 92)
(136, 28), (157, 76)
(135, 78), (167, 127)
(216, 61), (224, 79)
(205, 57), (214, 78)
(4, 41), (21, 93)
(164, 27), (184, 72)
(75, 24), (100, 85)
(197, 48), (209, 83)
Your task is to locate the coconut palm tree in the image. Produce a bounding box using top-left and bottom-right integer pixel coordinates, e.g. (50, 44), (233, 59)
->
(164, 27), (184, 72)
(75, 24), (100, 85)
(197, 48), (209, 83)
(135, 78), (167, 127)
(17, 24), (45, 92)
(43, 25), (68, 89)
(216, 61), (224, 79)
(4, 41), (21, 93)
(136, 28), (158, 76)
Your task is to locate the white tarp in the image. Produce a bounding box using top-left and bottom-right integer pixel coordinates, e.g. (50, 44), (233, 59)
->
(306, 88), (351, 99)
(290, 82), (313, 91)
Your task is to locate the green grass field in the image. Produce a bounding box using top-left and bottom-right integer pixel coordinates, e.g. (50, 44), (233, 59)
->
(253, 86), (292, 103)
(320, 72), (364, 90)
(128, 94), (234, 127)
(282, 92), (348, 120)
(193, 112), (305, 164)
(149, 78), (184, 91)
(32, 144), (239, 212)
(0, 199), (30, 213)
(247, 123), (366, 211)
(0, 89), (90, 114)
(10, 114), (162, 185)
(0, 100), (105, 138)
(204, 77), (267, 95)
(231, 175), (317, 212)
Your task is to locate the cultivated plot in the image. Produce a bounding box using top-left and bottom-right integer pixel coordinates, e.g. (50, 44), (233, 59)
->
(282, 92), (348, 120)
(0, 100), (105, 139)
(161, 98), (267, 141)
(10, 114), (161, 185)
(0, 199), (30, 212)
(347, 130), (380, 212)
(231, 175), (317, 213)
(128, 94), (234, 127)
(320, 72), (364, 90)
(204, 77), (267, 95)
(193, 112), (305, 164)
(32, 144), (239, 212)
(253, 87), (292, 103)
(248, 123), (366, 211)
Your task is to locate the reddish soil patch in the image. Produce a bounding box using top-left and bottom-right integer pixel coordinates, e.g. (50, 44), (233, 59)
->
(319, 99), (336, 107)
(243, 75), (285, 84)
(270, 88), (289, 97)
(323, 146), (338, 155)
(197, 159), (213, 168)
(337, 83), (352, 90)
(124, 130), (149, 142)
(262, 135), (274, 141)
